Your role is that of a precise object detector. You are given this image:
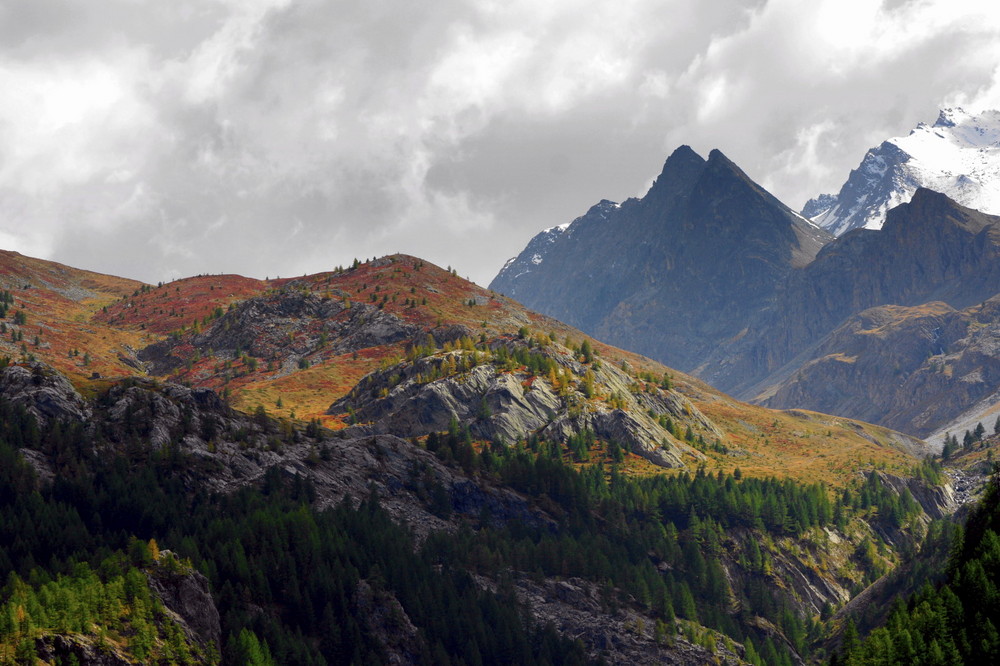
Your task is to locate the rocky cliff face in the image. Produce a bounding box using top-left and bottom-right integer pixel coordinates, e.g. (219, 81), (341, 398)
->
(32, 635), (133, 666)
(0, 362), (92, 426)
(147, 556), (222, 652)
(27, 557), (221, 666)
(792, 187), (1000, 323)
(873, 471), (958, 521)
(491, 574), (746, 665)
(329, 337), (715, 468)
(0, 358), (547, 541)
(490, 146), (831, 373)
(757, 298), (1000, 438)
(699, 191), (1000, 436)
(353, 579), (423, 664)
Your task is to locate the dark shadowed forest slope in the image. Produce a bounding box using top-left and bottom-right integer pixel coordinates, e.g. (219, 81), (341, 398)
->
(832, 460), (1000, 665)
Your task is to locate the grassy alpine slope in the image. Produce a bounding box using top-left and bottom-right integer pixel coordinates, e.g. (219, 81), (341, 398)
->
(2, 251), (928, 487)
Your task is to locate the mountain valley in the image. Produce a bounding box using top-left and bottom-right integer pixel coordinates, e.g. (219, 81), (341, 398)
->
(0, 248), (973, 665)
(5, 109), (1000, 666)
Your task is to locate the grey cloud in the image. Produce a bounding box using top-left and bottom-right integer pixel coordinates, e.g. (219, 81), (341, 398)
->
(2, 0), (1000, 287)
(0, 0), (227, 58)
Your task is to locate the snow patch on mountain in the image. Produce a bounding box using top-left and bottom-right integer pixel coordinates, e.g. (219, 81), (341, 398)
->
(493, 200), (618, 290)
(804, 108), (1000, 236)
(542, 221), (572, 234)
(497, 225), (569, 282)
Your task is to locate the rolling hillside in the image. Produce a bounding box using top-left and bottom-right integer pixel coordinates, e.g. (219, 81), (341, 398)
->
(0, 249), (963, 665)
(0, 250), (929, 486)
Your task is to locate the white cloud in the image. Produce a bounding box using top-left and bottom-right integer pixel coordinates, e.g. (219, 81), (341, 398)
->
(0, 51), (153, 194)
(666, 0), (1000, 207)
(0, 0), (998, 287)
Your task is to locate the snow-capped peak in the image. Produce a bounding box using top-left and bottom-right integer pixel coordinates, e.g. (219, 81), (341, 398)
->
(933, 107), (971, 128)
(804, 107), (1000, 236)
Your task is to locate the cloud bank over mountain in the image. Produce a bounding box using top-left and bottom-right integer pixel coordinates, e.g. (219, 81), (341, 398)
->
(2, 0), (999, 285)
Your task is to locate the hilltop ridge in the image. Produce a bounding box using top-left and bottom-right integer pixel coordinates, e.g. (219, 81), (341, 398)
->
(0, 249), (928, 485)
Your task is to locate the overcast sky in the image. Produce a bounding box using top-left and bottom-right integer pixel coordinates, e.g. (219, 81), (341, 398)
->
(2, 0), (1000, 286)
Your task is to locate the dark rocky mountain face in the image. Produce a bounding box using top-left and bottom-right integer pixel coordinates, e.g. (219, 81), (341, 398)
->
(490, 146), (832, 373)
(495, 158), (1000, 438)
(699, 189), (1000, 424)
(756, 298), (1000, 438)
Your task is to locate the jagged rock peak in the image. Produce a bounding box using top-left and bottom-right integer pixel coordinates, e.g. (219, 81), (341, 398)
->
(699, 147), (794, 208)
(701, 148), (795, 207)
(584, 199), (620, 216)
(658, 144), (705, 175)
(885, 187), (1000, 235)
(695, 148), (830, 243)
(642, 144), (708, 201)
(490, 142), (831, 372)
(904, 186), (956, 212)
(934, 107), (966, 128)
(706, 147), (733, 164)
(699, 148), (747, 182)
(801, 193), (838, 219)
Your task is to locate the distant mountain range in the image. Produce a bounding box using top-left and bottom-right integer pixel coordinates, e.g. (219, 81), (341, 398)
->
(805, 107), (1000, 236)
(492, 125), (1000, 440)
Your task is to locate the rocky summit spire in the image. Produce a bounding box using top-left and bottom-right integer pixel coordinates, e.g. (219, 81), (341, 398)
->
(490, 145), (830, 372)
(641, 144), (707, 204)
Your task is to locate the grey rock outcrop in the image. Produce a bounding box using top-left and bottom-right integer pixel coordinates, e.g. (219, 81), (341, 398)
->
(147, 555), (222, 651)
(329, 340), (713, 468)
(139, 289), (419, 375)
(0, 362), (91, 426)
(483, 573), (746, 665)
(12, 371), (545, 539)
(873, 471), (957, 520)
(354, 580), (422, 664)
(33, 635), (132, 666)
